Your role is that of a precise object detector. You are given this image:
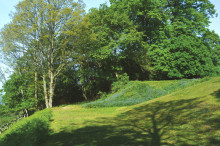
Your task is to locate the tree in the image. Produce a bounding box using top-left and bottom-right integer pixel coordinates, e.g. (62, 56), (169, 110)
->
(1, 0), (219, 108)
(203, 30), (220, 74)
(54, 66), (83, 105)
(88, 3), (151, 81)
(149, 0), (217, 79)
(108, 0), (218, 79)
(1, 73), (35, 111)
(0, 0), (94, 108)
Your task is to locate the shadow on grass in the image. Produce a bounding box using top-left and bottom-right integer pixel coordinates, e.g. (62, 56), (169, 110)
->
(211, 89), (220, 100)
(46, 97), (220, 146)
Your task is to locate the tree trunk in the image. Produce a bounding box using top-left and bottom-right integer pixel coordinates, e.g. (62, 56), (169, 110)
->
(82, 84), (87, 100)
(43, 74), (49, 108)
(24, 109), (29, 117)
(48, 70), (55, 108)
(34, 71), (38, 109)
(48, 20), (55, 108)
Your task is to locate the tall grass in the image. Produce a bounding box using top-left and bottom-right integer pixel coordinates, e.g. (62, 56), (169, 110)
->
(82, 77), (211, 108)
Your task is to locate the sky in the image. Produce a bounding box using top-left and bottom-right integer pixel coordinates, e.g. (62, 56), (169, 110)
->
(0, 0), (219, 89)
(209, 0), (220, 35)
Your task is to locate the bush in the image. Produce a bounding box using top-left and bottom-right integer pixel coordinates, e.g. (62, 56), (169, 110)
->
(0, 109), (52, 146)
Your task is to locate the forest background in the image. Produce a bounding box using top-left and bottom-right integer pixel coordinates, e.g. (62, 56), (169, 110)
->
(0, 0), (219, 111)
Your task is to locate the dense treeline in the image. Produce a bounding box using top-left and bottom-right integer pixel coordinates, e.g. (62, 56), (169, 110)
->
(0, 0), (219, 110)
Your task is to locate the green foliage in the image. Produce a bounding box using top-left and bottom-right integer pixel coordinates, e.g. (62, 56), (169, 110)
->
(107, 0), (218, 79)
(0, 109), (52, 146)
(0, 0), (94, 108)
(111, 73), (129, 93)
(0, 115), (15, 128)
(0, 105), (32, 127)
(0, 0), (219, 107)
(0, 105), (18, 115)
(88, 2), (151, 82)
(1, 73), (40, 109)
(83, 77), (211, 108)
(54, 67), (84, 105)
(150, 35), (216, 79)
(0, 111), (18, 127)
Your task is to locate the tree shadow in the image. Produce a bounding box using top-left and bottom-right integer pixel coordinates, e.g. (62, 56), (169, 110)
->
(45, 97), (220, 146)
(114, 98), (206, 145)
(211, 89), (220, 100)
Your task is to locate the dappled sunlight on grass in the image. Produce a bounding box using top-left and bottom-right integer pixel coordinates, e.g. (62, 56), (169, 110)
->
(115, 97), (219, 145)
(45, 77), (220, 146)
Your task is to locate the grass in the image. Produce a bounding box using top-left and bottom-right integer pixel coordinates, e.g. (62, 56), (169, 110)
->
(44, 77), (220, 145)
(82, 77), (210, 108)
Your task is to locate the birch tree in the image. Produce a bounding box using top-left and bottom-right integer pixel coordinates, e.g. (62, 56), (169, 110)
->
(1, 0), (93, 108)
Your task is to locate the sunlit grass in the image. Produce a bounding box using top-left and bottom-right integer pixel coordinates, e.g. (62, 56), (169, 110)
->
(45, 77), (220, 145)
(50, 105), (129, 133)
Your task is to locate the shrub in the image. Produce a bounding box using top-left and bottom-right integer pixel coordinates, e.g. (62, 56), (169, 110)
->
(0, 109), (52, 146)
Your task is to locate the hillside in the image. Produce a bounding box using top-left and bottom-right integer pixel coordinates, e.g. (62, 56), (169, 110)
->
(82, 78), (209, 108)
(0, 77), (219, 145)
(44, 77), (220, 145)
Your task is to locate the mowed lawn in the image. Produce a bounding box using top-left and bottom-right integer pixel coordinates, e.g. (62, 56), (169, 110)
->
(45, 77), (220, 146)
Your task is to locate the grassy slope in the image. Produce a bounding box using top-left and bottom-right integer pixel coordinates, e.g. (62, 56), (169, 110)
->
(83, 78), (209, 108)
(45, 77), (220, 146)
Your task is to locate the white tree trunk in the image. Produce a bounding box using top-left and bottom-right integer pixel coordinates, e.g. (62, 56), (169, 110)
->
(43, 74), (49, 108)
(34, 71), (38, 109)
(48, 70), (55, 108)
